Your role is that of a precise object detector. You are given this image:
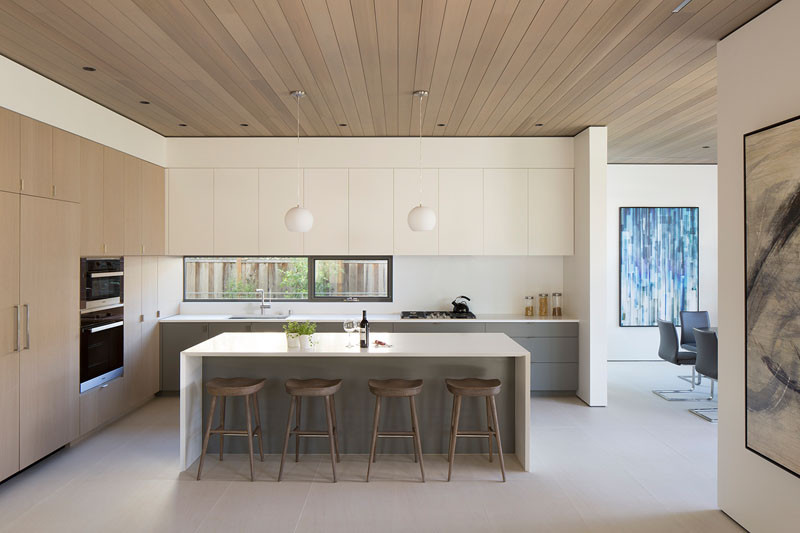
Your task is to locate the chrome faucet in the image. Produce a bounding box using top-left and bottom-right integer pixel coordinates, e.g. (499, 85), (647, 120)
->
(255, 289), (272, 315)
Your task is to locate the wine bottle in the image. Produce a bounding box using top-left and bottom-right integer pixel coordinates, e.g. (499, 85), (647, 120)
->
(359, 310), (370, 348)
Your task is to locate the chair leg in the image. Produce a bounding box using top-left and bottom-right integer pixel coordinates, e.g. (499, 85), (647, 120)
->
(410, 396), (425, 482)
(295, 396), (301, 463)
(366, 395), (381, 482)
(330, 394), (341, 463)
(324, 395), (337, 483)
(489, 396), (506, 482)
(244, 393), (255, 482)
(218, 396), (226, 462)
(409, 397), (418, 463)
(251, 393), (264, 461)
(447, 395), (462, 482)
(278, 396), (296, 482)
(197, 395), (217, 481)
(485, 396), (493, 463)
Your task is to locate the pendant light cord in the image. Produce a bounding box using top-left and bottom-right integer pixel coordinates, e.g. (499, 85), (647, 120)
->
(296, 92), (301, 208)
(418, 91), (424, 207)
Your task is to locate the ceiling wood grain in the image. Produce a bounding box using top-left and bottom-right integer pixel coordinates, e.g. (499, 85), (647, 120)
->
(0, 0), (779, 163)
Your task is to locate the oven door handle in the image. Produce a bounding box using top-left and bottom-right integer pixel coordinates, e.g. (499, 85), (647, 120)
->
(89, 271), (124, 279)
(88, 321), (124, 334)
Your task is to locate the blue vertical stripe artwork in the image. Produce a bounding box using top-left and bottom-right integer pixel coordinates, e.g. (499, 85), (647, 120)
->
(619, 207), (699, 327)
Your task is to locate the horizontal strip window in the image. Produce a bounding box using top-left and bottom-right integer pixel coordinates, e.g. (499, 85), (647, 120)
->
(183, 256), (392, 302)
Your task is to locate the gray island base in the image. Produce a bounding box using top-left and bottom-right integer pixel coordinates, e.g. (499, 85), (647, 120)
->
(180, 332), (531, 472)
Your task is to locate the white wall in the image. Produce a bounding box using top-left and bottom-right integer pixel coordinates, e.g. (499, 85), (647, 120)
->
(606, 165), (718, 360)
(0, 56), (165, 166)
(717, 1), (800, 531)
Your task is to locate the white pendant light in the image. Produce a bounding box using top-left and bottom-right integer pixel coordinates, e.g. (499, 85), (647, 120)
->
(285, 90), (313, 232)
(408, 90), (436, 231)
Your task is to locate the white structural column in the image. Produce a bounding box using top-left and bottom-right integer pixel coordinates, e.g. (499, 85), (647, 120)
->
(564, 127), (608, 407)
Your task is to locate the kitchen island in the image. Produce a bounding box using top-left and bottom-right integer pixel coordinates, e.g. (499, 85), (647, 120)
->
(180, 332), (531, 472)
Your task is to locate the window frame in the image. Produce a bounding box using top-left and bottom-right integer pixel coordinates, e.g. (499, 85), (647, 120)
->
(182, 255), (393, 303)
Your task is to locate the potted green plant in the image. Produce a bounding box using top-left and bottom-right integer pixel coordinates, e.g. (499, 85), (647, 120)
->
(283, 321), (316, 350)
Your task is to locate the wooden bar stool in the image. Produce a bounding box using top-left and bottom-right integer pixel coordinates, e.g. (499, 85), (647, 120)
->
(446, 378), (505, 482)
(366, 378), (425, 482)
(197, 377), (265, 482)
(279, 378), (342, 482)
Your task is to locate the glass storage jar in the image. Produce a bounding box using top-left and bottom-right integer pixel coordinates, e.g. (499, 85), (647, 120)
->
(538, 293), (549, 317)
(524, 296), (535, 317)
(551, 292), (563, 317)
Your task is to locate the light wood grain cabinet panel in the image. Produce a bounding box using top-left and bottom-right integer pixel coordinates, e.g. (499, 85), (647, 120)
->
(142, 162), (165, 255)
(303, 169), (348, 255)
(123, 155), (143, 256)
(157, 256), (182, 319)
(141, 256), (160, 399)
(393, 169), (438, 255)
(213, 169), (258, 255)
(258, 169), (303, 255)
(123, 256), (143, 408)
(483, 169), (528, 255)
(438, 169), (483, 255)
(0, 192), (20, 481)
(529, 169), (574, 256)
(103, 148), (125, 256)
(79, 139), (104, 256)
(348, 169), (393, 255)
(168, 168), (214, 255)
(19, 196), (79, 468)
(52, 128), (80, 202)
(79, 376), (124, 436)
(20, 116), (52, 198)
(0, 107), (20, 193)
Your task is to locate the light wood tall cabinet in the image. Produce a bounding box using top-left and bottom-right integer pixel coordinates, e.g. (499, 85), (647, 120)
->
(483, 169), (528, 255)
(258, 169), (304, 255)
(123, 256), (160, 409)
(103, 148), (125, 256)
(0, 192), (20, 481)
(439, 169), (484, 255)
(168, 168), (214, 255)
(142, 162), (166, 255)
(348, 169), (393, 255)
(80, 139), (105, 256)
(303, 169), (348, 255)
(19, 116), (52, 199)
(52, 128), (81, 203)
(124, 155), (143, 256)
(529, 169), (574, 256)
(213, 169), (258, 255)
(0, 108), (20, 194)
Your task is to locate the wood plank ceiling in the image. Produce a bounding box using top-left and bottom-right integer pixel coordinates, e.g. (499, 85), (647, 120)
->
(0, 0), (779, 163)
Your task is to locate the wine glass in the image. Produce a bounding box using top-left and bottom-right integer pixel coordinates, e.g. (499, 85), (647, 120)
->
(343, 319), (358, 348)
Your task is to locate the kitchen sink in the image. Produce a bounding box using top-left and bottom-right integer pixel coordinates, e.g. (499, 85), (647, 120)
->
(228, 314), (290, 320)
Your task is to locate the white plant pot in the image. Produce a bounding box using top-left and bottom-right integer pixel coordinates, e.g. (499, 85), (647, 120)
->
(286, 333), (300, 349)
(299, 334), (313, 351)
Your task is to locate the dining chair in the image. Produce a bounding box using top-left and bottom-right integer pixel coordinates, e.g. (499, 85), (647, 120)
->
(678, 311), (710, 385)
(689, 328), (719, 422)
(652, 320), (713, 401)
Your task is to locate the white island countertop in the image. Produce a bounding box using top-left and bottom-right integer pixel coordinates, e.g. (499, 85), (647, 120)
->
(163, 313), (578, 323)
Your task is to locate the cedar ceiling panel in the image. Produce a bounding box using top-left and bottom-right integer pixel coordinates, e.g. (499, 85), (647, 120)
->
(0, 0), (780, 163)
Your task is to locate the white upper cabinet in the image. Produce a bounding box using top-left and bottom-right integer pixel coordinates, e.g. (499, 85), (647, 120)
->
(393, 169), (438, 255)
(168, 168), (214, 255)
(529, 168), (574, 256)
(438, 169), (483, 255)
(303, 169), (348, 255)
(348, 169), (393, 255)
(213, 169), (258, 255)
(483, 169), (528, 255)
(259, 169), (303, 255)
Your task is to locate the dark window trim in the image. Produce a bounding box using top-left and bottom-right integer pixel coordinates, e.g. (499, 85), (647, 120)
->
(182, 255), (393, 303)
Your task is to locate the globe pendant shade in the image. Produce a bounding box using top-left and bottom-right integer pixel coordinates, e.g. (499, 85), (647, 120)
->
(285, 206), (314, 232)
(407, 205), (436, 231)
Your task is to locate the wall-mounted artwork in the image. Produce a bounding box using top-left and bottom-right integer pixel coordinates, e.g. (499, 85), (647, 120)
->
(745, 115), (800, 479)
(619, 207), (699, 327)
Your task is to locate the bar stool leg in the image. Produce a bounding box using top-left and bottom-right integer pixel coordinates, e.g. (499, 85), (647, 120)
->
(447, 395), (462, 482)
(489, 396), (506, 482)
(251, 392), (264, 461)
(244, 393), (255, 481)
(295, 397), (301, 463)
(409, 398), (419, 464)
(410, 396), (425, 482)
(324, 395), (337, 482)
(197, 395), (217, 481)
(485, 396), (493, 463)
(219, 396), (226, 461)
(278, 396), (296, 482)
(330, 395), (341, 462)
(366, 395), (381, 481)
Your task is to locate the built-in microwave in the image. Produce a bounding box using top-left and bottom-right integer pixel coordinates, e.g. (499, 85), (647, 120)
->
(81, 258), (124, 311)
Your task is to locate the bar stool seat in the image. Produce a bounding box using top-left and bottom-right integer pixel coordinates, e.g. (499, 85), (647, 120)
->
(367, 378), (425, 482)
(446, 377), (505, 482)
(279, 378), (342, 482)
(197, 377), (265, 482)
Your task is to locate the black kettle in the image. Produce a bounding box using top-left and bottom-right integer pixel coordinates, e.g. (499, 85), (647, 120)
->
(451, 296), (472, 314)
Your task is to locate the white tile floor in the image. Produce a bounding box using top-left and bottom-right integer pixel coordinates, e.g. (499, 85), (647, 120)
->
(0, 362), (739, 533)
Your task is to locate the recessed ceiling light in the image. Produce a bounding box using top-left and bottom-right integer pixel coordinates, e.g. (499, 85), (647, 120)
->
(82, 66), (96, 72)
(672, 0), (694, 13)
(535, 123), (544, 127)
(437, 123), (446, 127)
(240, 123), (249, 127)
(338, 123), (347, 127)
(702, 145), (710, 149)
(139, 100), (150, 105)
(178, 123), (187, 127)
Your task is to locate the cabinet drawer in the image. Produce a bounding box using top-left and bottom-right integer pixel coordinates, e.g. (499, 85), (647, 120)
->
(79, 376), (125, 436)
(512, 337), (578, 363)
(485, 322), (577, 337)
(531, 363), (578, 391)
(393, 322), (486, 333)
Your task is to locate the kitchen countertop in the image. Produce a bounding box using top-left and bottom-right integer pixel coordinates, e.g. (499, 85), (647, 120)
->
(161, 313), (578, 323)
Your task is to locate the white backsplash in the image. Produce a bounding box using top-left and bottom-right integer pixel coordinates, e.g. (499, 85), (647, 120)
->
(179, 255), (564, 316)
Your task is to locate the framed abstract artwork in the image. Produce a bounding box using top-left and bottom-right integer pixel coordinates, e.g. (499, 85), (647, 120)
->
(619, 207), (699, 327)
(745, 115), (800, 479)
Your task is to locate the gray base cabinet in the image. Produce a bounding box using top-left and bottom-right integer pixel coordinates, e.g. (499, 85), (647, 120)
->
(160, 323), (209, 391)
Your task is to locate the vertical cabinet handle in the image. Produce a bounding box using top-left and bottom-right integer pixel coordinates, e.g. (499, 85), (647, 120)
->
(13, 305), (20, 351)
(23, 304), (30, 350)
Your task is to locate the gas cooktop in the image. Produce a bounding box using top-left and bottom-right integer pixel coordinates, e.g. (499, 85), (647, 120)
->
(400, 311), (477, 320)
